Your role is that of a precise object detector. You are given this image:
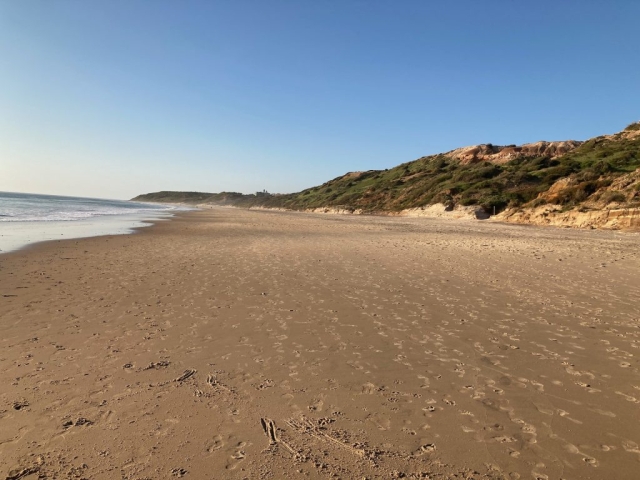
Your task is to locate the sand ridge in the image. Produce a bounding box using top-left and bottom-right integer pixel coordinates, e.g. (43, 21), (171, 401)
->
(1, 209), (639, 479)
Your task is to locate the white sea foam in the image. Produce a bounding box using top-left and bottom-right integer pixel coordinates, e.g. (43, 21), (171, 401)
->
(0, 191), (183, 222)
(0, 192), (192, 253)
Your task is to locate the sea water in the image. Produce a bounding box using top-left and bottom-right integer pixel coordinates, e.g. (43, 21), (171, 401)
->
(0, 191), (186, 253)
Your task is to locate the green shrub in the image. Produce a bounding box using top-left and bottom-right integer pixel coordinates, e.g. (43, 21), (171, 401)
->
(513, 170), (537, 184)
(459, 196), (478, 206)
(480, 194), (509, 213)
(600, 191), (626, 204)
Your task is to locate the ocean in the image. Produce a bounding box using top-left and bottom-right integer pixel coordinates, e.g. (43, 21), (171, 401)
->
(0, 191), (185, 253)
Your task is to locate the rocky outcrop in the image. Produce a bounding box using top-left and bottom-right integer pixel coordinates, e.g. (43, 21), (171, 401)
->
(497, 167), (640, 230)
(446, 140), (582, 165)
(248, 205), (364, 215)
(399, 203), (489, 220)
(306, 207), (364, 215)
(495, 205), (640, 230)
(251, 203), (487, 220)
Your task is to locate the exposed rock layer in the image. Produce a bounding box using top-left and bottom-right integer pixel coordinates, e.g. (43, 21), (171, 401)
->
(446, 140), (583, 165)
(134, 122), (640, 230)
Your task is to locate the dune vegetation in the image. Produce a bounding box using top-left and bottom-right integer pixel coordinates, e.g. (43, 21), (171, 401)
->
(134, 122), (640, 218)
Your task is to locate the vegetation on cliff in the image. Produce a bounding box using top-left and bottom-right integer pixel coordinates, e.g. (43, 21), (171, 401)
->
(133, 122), (640, 216)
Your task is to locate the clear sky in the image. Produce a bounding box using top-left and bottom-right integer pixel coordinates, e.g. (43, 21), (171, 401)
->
(1, 1), (639, 200)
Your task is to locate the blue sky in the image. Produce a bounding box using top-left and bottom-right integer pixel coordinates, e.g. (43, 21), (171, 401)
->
(1, 1), (639, 199)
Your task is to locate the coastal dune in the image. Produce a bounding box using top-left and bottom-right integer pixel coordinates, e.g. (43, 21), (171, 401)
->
(1, 208), (639, 479)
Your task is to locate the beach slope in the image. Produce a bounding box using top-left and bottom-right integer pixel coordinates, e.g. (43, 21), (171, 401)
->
(1, 209), (639, 479)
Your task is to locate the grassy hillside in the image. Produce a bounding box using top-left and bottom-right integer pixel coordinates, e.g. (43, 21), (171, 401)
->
(134, 122), (640, 215)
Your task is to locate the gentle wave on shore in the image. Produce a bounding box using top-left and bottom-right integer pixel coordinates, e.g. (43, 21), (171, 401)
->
(0, 191), (191, 253)
(0, 191), (178, 222)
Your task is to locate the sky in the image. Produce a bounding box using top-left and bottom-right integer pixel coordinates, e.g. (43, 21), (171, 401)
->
(1, 1), (639, 200)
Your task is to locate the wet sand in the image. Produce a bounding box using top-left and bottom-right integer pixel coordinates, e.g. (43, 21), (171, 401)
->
(1, 208), (639, 479)
(0, 211), (173, 255)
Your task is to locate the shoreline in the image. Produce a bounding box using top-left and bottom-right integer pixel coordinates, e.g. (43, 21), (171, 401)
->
(1, 208), (639, 479)
(0, 210), (191, 255)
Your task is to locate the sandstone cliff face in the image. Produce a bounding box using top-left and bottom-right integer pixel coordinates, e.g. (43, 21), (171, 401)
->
(399, 204), (489, 220)
(496, 168), (640, 230)
(487, 125), (640, 230)
(495, 205), (640, 230)
(601, 126), (640, 142)
(306, 207), (364, 215)
(446, 140), (583, 165)
(248, 205), (365, 215)
(536, 169), (640, 206)
(251, 203), (488, 221)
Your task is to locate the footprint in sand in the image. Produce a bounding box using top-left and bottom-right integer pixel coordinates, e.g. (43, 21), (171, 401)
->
(413, 443), (436, 456)
(206, 435), (224, 453)
(621, 439), (640, 456)
(417, 375), (430, 389)
(367, 413), (391, 430)
(494, 435), (516, 443)
(533, 404), (554, 415)
(564, 443), (599, 466)
(575, 381), (596, 390)
(615, 391), (639, 403)
(308, 396), (325, 412)
(226, 441), (247, 470)
(530, 381), (544, 392)
(361, 382), (376, 394)
(531, 472), (549, 480)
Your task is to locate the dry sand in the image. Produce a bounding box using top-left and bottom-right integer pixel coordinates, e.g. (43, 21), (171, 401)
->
(1, 208), (639, 480)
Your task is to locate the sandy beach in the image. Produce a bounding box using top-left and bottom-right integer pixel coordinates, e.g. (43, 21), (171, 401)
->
(1, 208), (639, 479)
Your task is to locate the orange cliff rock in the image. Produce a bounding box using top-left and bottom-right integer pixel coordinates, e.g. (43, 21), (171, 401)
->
(446, 140), (583, 165)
